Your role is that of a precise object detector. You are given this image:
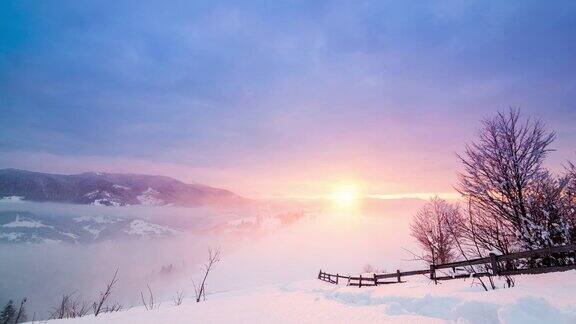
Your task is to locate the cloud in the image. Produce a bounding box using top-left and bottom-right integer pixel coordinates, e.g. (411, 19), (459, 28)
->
(0, 0), (575, 197)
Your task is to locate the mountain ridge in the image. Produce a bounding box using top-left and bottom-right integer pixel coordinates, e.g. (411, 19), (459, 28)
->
(0, 168), (245, 207)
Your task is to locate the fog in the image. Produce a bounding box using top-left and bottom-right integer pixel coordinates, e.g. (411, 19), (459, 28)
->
(0, 199), (425, 320)
(0, 201), (254, 231)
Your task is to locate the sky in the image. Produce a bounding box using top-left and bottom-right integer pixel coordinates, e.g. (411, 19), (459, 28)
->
(0, 0), (575, 199)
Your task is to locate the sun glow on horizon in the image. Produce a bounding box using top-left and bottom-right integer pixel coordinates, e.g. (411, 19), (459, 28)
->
(330, 183), (361, 208)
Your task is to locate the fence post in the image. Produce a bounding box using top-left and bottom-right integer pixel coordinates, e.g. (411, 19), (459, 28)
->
(318, 270), (322, 280)
(396, 269), (401, 283)
(430, 264), (436, 284)
(359, 274), (362, 288)
(490, 253), (499, 275)
(336, 273), (339, 285)
(374, 273), (378, 286)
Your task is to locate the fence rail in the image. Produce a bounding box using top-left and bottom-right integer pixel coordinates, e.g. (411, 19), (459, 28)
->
(318, 243), (576, 286)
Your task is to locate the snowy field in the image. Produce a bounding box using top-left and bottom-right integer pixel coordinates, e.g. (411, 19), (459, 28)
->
(4, 199), (576, 323)
(48, 271), (576, 323)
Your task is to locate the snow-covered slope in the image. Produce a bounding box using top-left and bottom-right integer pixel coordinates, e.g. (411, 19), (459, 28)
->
(47, 271), (576, 323)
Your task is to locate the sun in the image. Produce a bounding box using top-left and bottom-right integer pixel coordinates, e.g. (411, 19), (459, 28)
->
(331, 184), (361, 208)
(336, 190), (355, 205)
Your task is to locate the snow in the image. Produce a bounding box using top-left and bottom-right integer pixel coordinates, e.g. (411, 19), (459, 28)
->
(84, 190), (100, 199)
(137, 187), (164, 206)
(112, 184), (131, 190)
(74, 216), (118, 239)
(124, 220), (178, 236)
(0, 195), (24, 202)
(38, 205), (576, 323)
(0, 232), (23, 241)
(62, 232), (79, 240)
(2, 214), (52, 228)
(83, 225), (102, 239)
(38, 237), (62, 244)
(5, 201), (576, 323)
(46, 271), (576, 323)
(83, 190), (124, 206)
(92, 199), (123, 207)
(74, 215), (118, 224)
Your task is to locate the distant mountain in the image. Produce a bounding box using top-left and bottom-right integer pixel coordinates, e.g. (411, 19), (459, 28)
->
(0, 168), (245, 207)
(0, 211), (180, 244)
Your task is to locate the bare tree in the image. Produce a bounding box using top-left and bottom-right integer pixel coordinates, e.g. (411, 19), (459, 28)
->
(442, 201), (518, 290)
(455, 200), (516, 258)
(13, 299), (26, 324)
(442, 204), (491, 290)
(193, 248), (221, 303)
(410, 197), (462, 265)
(173, 291), (184, 306)
(457, 108), (556, 252)
(99, 302), (123, 314)
(140, 284), (159, 311)
(50, 292), (90, 319)
(92, 268), (120, 316)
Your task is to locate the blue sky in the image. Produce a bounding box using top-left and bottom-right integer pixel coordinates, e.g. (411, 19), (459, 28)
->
(0, 0), (575, 198)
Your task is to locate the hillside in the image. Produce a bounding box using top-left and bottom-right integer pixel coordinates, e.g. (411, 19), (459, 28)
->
(46, 271), (576, 323)
(0, 169), (244, 207)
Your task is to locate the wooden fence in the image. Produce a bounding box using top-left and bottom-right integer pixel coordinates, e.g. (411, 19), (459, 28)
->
(318, 243), (576, 287)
